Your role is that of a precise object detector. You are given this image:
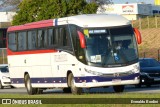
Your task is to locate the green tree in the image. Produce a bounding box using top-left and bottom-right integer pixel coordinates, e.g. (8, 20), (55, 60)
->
(83, 3), (98, 14)
(94, 0), (113, 13)
(12, 0), (99, 25)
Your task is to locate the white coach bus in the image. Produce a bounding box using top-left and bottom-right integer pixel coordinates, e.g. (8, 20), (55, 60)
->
(7, 14), (142, 95)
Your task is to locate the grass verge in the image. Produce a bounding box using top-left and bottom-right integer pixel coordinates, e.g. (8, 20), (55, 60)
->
(0, 93), (160, 107)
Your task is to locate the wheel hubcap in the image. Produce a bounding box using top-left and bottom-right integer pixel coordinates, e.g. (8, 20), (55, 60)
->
(71, 77), (76, 91)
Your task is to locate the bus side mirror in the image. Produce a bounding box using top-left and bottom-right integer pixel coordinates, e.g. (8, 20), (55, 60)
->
(133, 28), (142, 44)
(77, 31), (86, 48)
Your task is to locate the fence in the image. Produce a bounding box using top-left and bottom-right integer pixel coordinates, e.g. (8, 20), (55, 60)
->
(139, 48), (160, 61)
(132, 16), (160, 29)
(0, 48), (7, 64)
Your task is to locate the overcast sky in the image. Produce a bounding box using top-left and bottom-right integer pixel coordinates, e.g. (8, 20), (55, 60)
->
(112, 0), (154, 4)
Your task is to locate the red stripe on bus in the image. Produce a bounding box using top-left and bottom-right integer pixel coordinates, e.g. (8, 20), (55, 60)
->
(7, 49), (58, 56)
(7, 19), (54, 32)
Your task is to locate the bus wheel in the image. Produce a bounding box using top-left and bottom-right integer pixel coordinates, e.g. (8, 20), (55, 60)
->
(68, 73), (82, 95)
(25, 74), (36, 95)
(63, 88), (71, 93)
(0, 81), (4, 89)
(36, 88), (43, 94)
(113, 85), (124, 93)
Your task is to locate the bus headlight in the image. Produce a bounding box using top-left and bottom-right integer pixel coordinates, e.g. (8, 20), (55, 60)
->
(132, 65), (140, 73)
(84, 68), (102, 76)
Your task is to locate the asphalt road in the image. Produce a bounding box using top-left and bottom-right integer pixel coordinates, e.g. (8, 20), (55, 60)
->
(0, 85), (160, 95)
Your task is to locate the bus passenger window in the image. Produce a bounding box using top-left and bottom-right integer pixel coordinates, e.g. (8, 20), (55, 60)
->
(28, 30), (37, 50)
(8, 33), (17, 51)
(54, 28), (59, 45)
(18, 32), (27, 51)
(44, 30), (48, 47)
(48, 28), (54, 46)
(38, 29), (48, 48)
(63, 27), (71, 48)
(65, 33), (71, 47)
(59, 28), (63, 46)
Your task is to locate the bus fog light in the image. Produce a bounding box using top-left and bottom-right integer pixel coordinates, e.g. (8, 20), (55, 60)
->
(92, 79), (98, 83)
(133, 65), (140, 73)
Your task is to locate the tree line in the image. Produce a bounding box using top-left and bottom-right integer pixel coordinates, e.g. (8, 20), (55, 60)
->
(12, 0), (112, 25)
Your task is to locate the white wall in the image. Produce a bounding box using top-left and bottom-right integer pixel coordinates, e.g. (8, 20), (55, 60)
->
(0, 12), (16, 22)
(97, 3), (152, 15)
(122, 14), (138, 20)
(97, 3), (153, 20)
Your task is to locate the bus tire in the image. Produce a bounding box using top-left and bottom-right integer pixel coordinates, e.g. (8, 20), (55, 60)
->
(68, 73), (82, 95)
(63, 88), (71, 93)
(25, 74), (36, 95)
(36, 88), (43, 94)
(0, 81), (4, 89)
(113, 85), (124, 93)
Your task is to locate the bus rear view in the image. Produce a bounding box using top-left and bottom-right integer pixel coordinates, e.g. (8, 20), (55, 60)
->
(7, 14), (141, 95)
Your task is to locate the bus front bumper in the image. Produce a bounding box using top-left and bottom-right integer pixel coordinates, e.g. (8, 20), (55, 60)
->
(75, 79), (139, 88)
(74, 73), (140, 88)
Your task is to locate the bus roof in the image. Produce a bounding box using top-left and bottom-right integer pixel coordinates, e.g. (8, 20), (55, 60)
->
(8, 14), (130, 32)
(66, 14), (130, 27)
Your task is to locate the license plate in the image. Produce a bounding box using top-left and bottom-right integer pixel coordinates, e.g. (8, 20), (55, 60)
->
(112, 79), (121, 83)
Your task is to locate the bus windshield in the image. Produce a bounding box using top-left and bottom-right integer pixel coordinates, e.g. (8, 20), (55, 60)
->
(84, 25), (138, 67)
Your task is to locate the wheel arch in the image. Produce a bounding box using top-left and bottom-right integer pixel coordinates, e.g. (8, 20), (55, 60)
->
(24, 72), (29, 79)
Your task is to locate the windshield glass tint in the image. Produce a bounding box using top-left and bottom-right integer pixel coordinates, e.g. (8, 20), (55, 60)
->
(84, 25), (138, 67)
